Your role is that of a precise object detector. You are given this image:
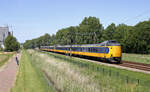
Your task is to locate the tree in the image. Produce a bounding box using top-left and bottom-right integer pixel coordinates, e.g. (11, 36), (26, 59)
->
(133, 20), (150, 54)
(4, 35), (20, 51)
(101, 23), (116, 41)
(111, 24), (134, 52)
(78, 16), (104, 44)
(49, 34), (56, 45)
(54, 17), (104, 45)
(55, 26), (77, 45)
(23, 33), (52, 49)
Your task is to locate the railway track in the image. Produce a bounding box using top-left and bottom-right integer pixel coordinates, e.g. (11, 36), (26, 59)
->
(74, 55), (150, 72)
(119, 61), (150, 71)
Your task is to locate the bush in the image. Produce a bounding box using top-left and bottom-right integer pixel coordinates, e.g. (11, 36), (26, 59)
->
(4, 35), (20, 51)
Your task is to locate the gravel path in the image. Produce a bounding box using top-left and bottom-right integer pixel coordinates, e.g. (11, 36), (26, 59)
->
(0, 53), (21, 92)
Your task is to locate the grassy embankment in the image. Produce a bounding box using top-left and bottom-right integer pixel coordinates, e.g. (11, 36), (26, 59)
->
(122, 53), (150, 64)
(28, 50), (150, 92)
(11, 50), (55, 92)
(0, 52), (14, 67)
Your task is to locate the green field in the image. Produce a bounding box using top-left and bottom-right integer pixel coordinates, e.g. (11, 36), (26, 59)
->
(122, 53), (150, 64)
(11, 50), (55, 92)
(27, 50), (150, 92)
(0, 53), (14, 67)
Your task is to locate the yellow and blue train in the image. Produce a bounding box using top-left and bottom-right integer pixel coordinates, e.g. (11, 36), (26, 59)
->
(40, 40), (122, 63)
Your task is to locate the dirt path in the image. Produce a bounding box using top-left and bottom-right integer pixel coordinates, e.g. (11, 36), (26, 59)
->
(0, 53), (21, 92)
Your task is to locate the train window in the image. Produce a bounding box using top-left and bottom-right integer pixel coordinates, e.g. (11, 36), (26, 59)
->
(82, 48), (84, 52)
(88, 48), (91, 52)
(90, 48), (92, 52)
(83, 48), (85, 52)
(91, 48), (93, 52)
(79, 47), (82, 51)
(85, 48), (88, 52)
(86, 48), (88, 52)
(75, 47), (77, 51)
(96, 48), (98, 52)
(80, 48), (82, 51)
(101, 43), (105, 46)
(82, 48), (84, 51)
(90, 48), (97, 52)
(81, 48), (83, 52)
(72, 47), (76, 51)
(95, 48), (98, 52)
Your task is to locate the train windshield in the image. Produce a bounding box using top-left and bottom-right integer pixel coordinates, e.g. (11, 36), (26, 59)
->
(107, 40), (120, 46)
(109, 40), (118, 43)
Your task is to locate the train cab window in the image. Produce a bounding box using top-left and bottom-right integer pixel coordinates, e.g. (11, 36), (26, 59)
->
(109, 40), (117, 43)
(107, 40), (119, 46)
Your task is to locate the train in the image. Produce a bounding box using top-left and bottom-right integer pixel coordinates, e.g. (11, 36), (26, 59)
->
(40, 40), (122, 63)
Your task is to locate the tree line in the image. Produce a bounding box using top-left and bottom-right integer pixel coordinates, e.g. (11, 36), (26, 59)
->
(23, 16), (150, 54)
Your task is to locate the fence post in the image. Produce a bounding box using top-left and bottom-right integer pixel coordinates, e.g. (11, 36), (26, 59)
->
(103, 68), (104, 74)
(87, 64), (89, 73)
(117, 72), (119, 78)
(109, 70), (111, 76)
(137, 79), (140, 85)
(126, 76), (128, 84)
(96, 67), (98, 71)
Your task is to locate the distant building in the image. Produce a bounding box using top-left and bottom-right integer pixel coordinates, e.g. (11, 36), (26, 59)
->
(0, 26), (11, 48)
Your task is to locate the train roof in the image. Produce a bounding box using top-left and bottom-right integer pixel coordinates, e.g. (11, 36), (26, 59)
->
(41, 40), (120, 47)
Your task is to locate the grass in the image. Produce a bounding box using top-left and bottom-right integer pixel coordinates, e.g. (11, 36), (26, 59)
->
(28, 50), (100, 92)
(122, 53), (150, 64)
(29, 50), (150, 92)
(11, 50), (55, 92)
(0, 53), (14, 67)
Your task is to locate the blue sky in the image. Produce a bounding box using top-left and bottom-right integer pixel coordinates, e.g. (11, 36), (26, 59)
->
(0, 0), (150, 43)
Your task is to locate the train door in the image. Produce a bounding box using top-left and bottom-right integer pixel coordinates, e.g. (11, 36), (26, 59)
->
(70, 47), (72, 56)
(65, 47), (67, 55)
(104, 43), (106, 58)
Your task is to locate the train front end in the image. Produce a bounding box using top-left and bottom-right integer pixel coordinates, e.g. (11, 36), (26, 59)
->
(107, 40), (122, 63)
(111, 46), (122, 63)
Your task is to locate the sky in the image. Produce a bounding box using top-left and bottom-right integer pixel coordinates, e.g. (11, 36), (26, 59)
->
(0, 0), (150, 43)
